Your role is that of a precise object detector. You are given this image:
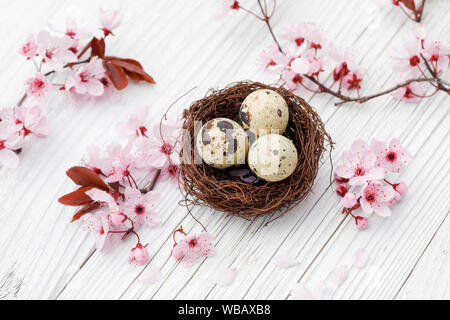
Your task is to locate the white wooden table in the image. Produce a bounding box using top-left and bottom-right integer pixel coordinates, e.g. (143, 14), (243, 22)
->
(0, 0), (448, 300)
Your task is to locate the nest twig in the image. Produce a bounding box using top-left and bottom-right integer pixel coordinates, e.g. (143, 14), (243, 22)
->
(179, 81), (333, 219)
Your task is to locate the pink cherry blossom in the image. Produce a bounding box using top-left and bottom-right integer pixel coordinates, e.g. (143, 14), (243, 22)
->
(341, 68), (364, 92)
(390, 37), (422, 76)
(282, 23), (326, 50)
(392, 82), (424, 103)
(158, 162), (180, 187)
(26, 72), (53, 102)
(65, 57), (106, 97)
(14, 105), (50, 138)
(291, 52), (323, 76)
(280, 69), (303, 91)
(214, 268), (238, 287)
(0, 122), (23, 168)
(172, 232), (215, 268)
(85, 188), (119, 213)
(37, 31), (77, 70)
(335, 140), (385, 186)
(124, 187), (161, 228)
(360, 181), (396, 217)
(355, 216), (369, 230)
(216, 0), (240, 19)
(83, 212), (112, 254)
(99, 9), (123, 36)
(48, 10), (92, 42)
(104, 141), (138, 183)
(421, 40), (450, 73)
(19, 34), (38, 59)
(256, 45), (279, 69)
(371, 138), (412, 173)
(116, 108), (149, 138)
(273, 253), (300, 269)
(341, 192), (357, 209)
(128, 244), (149, 266)
(136, 120), (181, 169)
(84, 146), (113, 176)
(394, 182), (408, 196)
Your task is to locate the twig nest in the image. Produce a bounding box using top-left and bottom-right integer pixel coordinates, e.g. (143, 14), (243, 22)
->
(180, 81), (332, 218)
(240, 89), (289, 139)
(195, 118), (248, 169)
(248, 134), (298, 182)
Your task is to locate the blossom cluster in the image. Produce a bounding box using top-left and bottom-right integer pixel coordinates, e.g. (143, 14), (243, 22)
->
(59, 110), (215, 267)
(1, 8), (154, 169)
(257, 23), (365, 95)
(390, 26), (449, 102)
(59, 110), (181, 264)
(334, 139), (412, 230)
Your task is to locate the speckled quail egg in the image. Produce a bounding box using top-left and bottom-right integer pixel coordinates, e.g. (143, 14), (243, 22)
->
(240, 89), (289, 138)
(196, 118), (249, 169)
(248, 134), (298, 182)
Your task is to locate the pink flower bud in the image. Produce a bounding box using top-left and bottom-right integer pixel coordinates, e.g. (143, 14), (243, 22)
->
(341, 192), (357, 208)
(336, 184), (348, 197)
(110, 213), (126, 226)
(334, 171), (349, 183)
(129, 244), (149, 265)
(394, 182), (408, 196)
(355, 217), (369, 231)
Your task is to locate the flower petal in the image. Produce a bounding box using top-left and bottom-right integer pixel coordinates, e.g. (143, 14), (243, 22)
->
(140, 266), (163, 285)
(214, 268), (238, 287)
(353, 248), (369, 269)
(291, 284), (313, 300)
(273, 254), (300, 269)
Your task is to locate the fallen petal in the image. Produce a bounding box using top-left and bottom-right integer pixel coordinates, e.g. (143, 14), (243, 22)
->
(273, 254), (300, 269)
(312, 282), (333, 300)
(215, 267), (238, 287)
(330, 265), (349, 286)
(291, 284), (313, 300)
(140, 266), (162, 285)
(353, 248), (369, 269)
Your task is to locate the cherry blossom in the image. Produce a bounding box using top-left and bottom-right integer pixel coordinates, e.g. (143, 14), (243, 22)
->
(116, 108), (149, 138)
(216, 0), (240, 19)
(355, 217), (369, 230)
(19, 34), (38, 59)
(14, 106), (49, 138)
(421, 40), (450, 73)
(392, 81), (424, 103)
(360, 181), (397, 217)
(83, 212), (113, 254)
(335, 140), (385, 186)
(172, 228), (215, 268)
(371, 138), (412, 173)
(99, 8), (122, 36)
(341, 192), (357, 209)
(394, 182), (408, 196)
(390, 37), (423, 77)
(128, 243), (150, 266)
(36, 31), (77, 70)
(26, 72), (53, 102)
(65, 57), (106, 97)
(104, 141), (138, 183)
(124, 187), (161, 228)
(0, 122), (23, 168)
(84, 146), (113, 176)
(291, 52), (323, 76)
(48, 9), (92, 42)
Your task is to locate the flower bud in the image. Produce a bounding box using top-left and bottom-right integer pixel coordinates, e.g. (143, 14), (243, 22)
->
(394, 182), (408, 196)
(341, 192), (357, 208)
(129, 244), (149, 265)
(355, 216), (369, 231)
(336, 184), (348, 197)
(334, 171), (349, 183)
(110, 212), (126, 226)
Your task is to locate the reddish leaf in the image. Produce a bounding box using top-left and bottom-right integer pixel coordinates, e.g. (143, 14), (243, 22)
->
(103, 60), (129, 90)
(90, 37), (106, 59)
(66, 166), (109, 191)
(71, 202), (101, 222)
(58, 187), (95, 206)
(401, 0), (416, 11)
(104, 57), (155, 84)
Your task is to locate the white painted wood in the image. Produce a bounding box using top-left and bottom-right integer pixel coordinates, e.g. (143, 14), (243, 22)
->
(0, 0), (449, 300)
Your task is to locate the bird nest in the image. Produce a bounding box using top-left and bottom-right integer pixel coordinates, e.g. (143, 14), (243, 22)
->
(179, 81), (332, 219)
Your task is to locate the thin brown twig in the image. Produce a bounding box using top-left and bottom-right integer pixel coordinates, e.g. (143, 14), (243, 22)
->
(256, 0), (284, 54)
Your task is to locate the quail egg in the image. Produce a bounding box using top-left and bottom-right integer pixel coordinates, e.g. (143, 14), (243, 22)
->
(240, 89), (289, 138)
(196, 118), (249, 169)
(248, 134), (298, 182)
